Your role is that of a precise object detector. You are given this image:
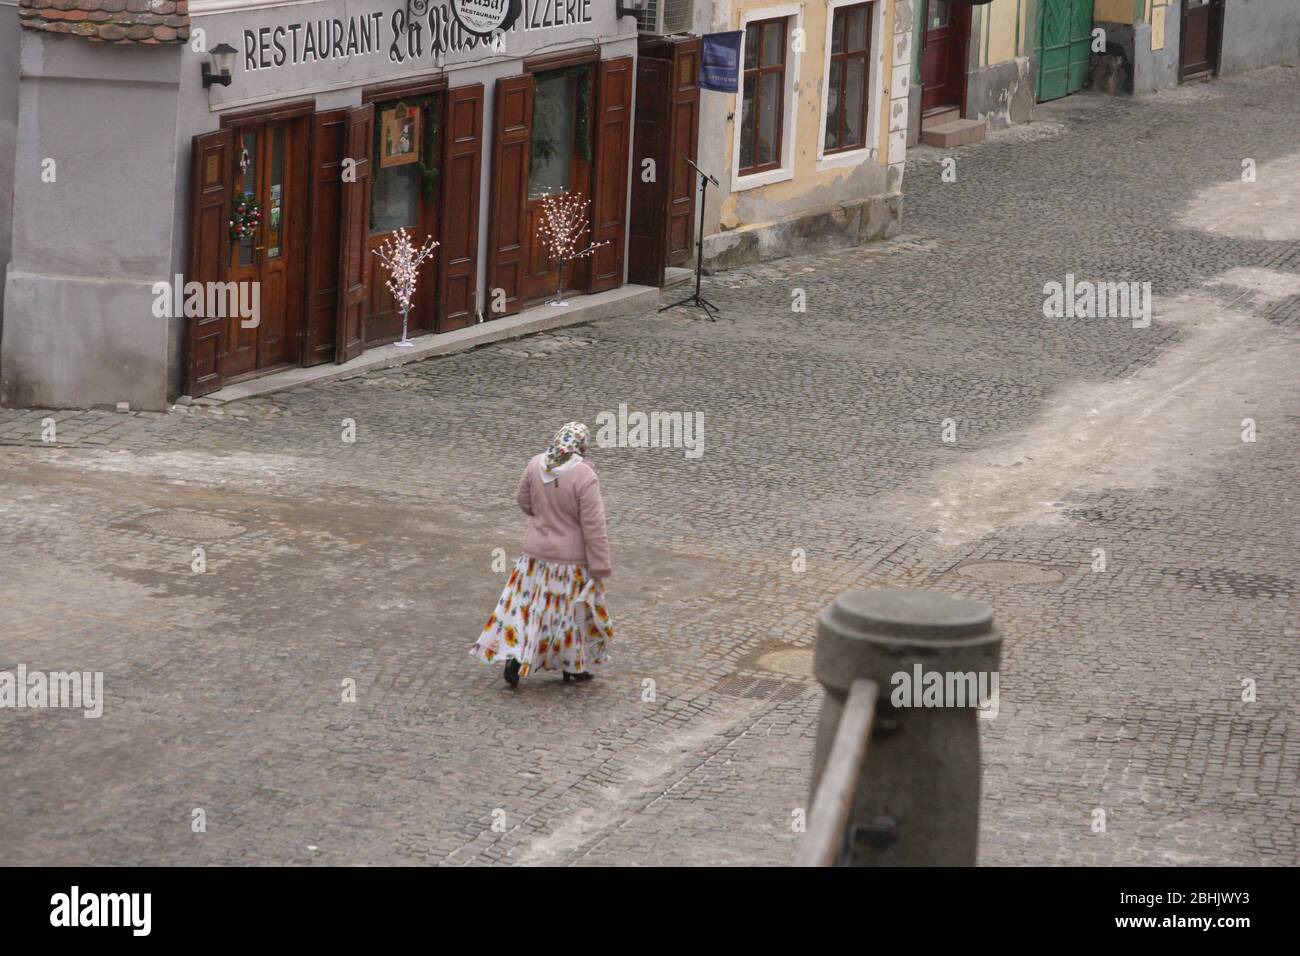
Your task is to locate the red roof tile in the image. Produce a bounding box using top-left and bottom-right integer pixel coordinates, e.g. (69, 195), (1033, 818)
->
(19, 0), (190, 43)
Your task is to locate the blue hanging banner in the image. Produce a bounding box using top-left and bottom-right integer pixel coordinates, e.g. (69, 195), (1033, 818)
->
(699, 31), (743, 93)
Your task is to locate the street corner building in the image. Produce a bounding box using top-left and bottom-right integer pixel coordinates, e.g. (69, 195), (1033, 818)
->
(695, 0), (913, 271)
(0, 0), (711, 409)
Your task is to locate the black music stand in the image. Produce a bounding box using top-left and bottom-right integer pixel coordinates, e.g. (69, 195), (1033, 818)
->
(660, 158), (720, 321)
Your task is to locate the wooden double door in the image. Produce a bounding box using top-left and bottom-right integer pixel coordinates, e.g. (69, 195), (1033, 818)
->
(1036, 0), (1094, 101)
(216, 116), (308, 381)
(186, 87), (485, 397)
(1180, 0), (1224, 82)
(487, 55), (633, 317)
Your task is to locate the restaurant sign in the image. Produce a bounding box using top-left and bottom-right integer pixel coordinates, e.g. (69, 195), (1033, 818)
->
(214, 0), (606, 108)
(238, 0), (595, 73)
(449, 0), (522, 36)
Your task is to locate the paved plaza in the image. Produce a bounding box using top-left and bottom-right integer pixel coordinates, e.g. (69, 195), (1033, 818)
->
(2, 68), (1298, 865)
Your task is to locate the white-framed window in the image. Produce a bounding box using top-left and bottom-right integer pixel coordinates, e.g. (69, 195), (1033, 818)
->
(732, 4), (804, 192)
(816, 0), (884, 170)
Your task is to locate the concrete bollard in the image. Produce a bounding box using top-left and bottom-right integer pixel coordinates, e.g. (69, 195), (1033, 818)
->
(810, 589), (1002, 866)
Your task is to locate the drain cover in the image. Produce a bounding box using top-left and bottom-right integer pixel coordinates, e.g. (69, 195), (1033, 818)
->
(955, 561), (1064, 585)
(131, 510), (246, 540)
(713, 673), (813, 702)
(755, 648), (815, 678)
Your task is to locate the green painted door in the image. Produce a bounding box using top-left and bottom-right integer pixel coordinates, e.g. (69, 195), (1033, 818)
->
(1036, 0), (1094, 101)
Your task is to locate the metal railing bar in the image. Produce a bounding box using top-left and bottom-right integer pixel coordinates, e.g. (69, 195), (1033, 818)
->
(794, 677), (878, 867)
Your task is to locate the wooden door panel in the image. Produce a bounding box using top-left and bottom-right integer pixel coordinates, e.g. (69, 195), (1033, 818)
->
(258, 269), (286, 366)
(257, 122), (292, 369)
(185, 128), (233, 397)
(303, 109), (346, 366)
(439, 83), (484, 330)
(487, 75), (534, 317)
(336, 103), (373, 363)
(628, 56), (671, 287)
(921, 0), (952, 112)
(363, 231), (404, 344)
(224, 127), (260, 379)
(590, 56), (633, 293)
(1180, 1), (1222, 80)
(667, 38), (701, 267)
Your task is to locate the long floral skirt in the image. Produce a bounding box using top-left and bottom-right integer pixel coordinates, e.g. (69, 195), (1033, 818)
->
(471, 555), (614, 677)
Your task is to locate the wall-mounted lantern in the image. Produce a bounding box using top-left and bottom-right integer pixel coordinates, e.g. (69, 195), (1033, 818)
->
(202, 43), (237, 88)
(616, 0), (644, 19)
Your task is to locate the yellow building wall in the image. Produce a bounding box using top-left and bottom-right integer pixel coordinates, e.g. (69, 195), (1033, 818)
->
(985, 0), (1021, 66)
(717, 0), (898, 230)
(1151, 0), (1169, 50)
(1095, 0), (1141, 22)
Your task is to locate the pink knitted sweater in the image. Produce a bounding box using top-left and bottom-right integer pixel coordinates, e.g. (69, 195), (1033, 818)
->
(516, 454), (612, 577)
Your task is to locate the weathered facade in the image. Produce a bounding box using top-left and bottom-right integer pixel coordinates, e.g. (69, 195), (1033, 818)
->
(1094, 1), (1300, 95)
(1, 0), (664, 409)
(697, 0), (910, 270)
(909, 1), (1039, 147)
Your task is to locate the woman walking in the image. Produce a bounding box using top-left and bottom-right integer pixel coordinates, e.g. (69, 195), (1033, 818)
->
(471, 422), (615, 688)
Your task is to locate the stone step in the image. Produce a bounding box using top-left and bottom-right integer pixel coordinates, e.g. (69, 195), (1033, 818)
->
(920, 118), (987, 148)
(921, 106), (961, 130)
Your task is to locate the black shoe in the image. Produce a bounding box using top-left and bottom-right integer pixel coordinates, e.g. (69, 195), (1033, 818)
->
(504, 659), (521, 688)
(563, 671), (593, 682)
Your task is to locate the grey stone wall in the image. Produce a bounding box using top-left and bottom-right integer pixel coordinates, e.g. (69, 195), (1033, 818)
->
(0, 4), (20, 339)
(966, 55), (1037, 129)
(1220, 0), (1300, 74)
(1, 31), (182, 410)
(1094, 18), (1181, 95)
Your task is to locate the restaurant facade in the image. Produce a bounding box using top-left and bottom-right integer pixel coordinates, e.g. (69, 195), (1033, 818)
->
(1, 0), (664, 407)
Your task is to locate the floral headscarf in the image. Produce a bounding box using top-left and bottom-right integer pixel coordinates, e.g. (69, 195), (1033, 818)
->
(544, 421), (589, 473)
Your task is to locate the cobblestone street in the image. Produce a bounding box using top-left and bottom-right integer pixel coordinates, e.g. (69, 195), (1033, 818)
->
(2, 68), (1298, 866)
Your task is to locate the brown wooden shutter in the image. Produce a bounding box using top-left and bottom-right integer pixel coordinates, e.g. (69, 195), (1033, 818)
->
(589, 56), (634, 293)
(627, 56), (670, 288)
(302, 108), (347, 366)
(335, 103), (373, 363)
(438, 84), (484, 331)
(185, 128), (233, 397)
(486, 74), (533, 318)
(666, 38), (702, 266)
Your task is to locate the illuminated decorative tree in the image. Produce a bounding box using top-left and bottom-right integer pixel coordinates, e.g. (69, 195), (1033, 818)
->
(537, 192), (608, 307)
(371, 227), (438, 348)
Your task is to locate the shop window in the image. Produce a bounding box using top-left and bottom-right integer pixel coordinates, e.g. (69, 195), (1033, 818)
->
(824, 2), (873, 154)
(371, 98), (438, 234)
(530, 68), (591, 199)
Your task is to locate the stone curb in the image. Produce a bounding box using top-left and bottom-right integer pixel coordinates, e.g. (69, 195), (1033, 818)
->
(191, 284), (661, 406)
